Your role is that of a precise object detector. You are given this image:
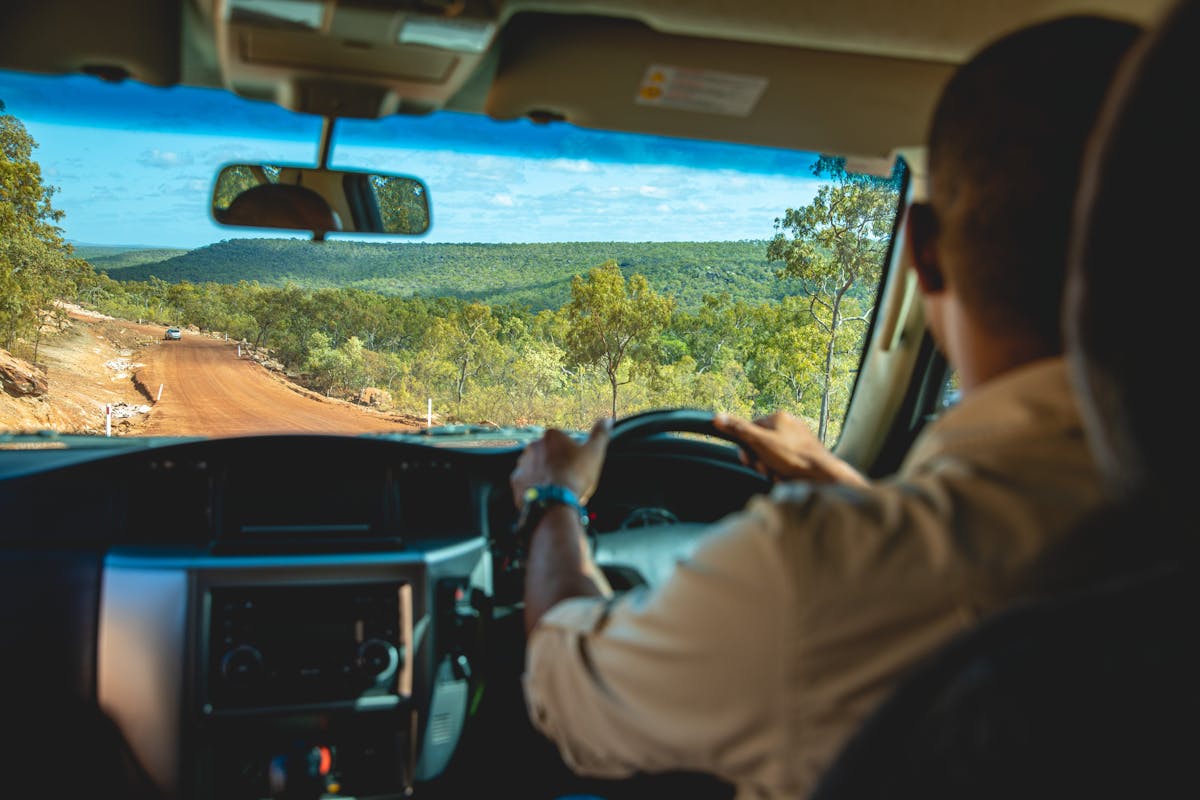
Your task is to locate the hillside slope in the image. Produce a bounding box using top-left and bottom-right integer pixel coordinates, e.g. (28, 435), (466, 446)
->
(100, 239), (804, 310)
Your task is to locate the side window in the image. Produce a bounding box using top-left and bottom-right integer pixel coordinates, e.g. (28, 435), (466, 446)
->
(937, 371), (962, 412)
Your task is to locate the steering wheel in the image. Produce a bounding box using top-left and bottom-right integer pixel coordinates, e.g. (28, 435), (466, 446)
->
(606, 407), (769, 486)
(609, 407), (736, 444)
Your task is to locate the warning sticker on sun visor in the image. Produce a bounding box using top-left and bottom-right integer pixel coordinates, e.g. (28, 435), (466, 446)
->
(635, 65), (768, 117)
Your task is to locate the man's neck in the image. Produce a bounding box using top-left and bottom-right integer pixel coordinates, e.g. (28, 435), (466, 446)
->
(955, 327), (1061, 395)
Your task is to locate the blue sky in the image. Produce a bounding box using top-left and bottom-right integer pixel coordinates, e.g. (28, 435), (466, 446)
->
(2, 70), (824, 249)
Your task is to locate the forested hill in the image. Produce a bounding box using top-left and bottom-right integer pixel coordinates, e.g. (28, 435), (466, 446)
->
(87, 248), (190, 270)
(98, 239), (805, 310)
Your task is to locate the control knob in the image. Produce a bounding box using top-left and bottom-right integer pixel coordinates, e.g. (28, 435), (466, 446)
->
(220, 644), (264, 688)
(355, 638), (399, 684)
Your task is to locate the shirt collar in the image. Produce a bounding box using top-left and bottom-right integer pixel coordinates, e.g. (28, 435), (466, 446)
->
(899, 356), (1083, 474)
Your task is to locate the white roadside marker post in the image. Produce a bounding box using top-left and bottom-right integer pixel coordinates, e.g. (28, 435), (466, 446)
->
(105, 404), (112, 437)
(427, 398), (432, 428)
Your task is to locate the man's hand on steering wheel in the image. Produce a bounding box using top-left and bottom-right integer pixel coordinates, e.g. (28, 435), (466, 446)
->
(713, 411), (870, 488)
(511, 416), (614, 510)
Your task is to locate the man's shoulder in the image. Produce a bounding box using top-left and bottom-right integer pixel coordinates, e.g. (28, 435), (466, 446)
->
(903, 358), (1089, 474)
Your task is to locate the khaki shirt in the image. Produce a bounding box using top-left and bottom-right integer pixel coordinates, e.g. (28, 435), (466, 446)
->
(524, 357), (1104, 799)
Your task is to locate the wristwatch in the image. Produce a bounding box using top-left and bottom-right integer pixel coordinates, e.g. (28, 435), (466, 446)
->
(513, 484), (589, 546)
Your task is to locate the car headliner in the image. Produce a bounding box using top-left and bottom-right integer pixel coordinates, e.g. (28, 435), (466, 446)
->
(0, 0), (1171, 171)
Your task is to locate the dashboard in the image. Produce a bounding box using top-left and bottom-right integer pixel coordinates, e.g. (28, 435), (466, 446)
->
(0, 432), (763, 799)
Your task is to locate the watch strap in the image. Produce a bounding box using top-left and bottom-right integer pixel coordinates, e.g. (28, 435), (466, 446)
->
(513, 483), (588, 551)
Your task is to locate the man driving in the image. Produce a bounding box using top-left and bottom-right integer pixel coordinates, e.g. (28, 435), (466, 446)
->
(511, 16), (1141, 799)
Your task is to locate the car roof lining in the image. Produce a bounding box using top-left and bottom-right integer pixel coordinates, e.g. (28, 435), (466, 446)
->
(0, 0), (1172, 165)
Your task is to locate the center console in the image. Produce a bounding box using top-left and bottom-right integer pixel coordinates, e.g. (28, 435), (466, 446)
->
(97, 540), (487, 800)
(205, 582), (412, 710)
(198, 581), (415, 799)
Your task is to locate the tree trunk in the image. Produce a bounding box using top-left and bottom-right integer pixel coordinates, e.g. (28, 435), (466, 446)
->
(818, 291), (846, 443)
(608, 370), (619, 418)
(457, 359), (468, 409)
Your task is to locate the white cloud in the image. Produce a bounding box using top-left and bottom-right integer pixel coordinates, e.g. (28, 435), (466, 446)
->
(491, 193), (515, 207)
(548, 158), (596, 173)
(138, 149), (193, 168)
(638, 184), (669, 198)
(656, 203), (673, 213)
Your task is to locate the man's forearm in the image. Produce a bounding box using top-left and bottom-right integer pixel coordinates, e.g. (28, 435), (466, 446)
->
(523, 504), (612, 636)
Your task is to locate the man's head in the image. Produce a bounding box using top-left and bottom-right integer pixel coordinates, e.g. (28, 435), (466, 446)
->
(217, 182), (342, 234)
(1067, 0), (1200, 498)
(908, 16), (1141, 373)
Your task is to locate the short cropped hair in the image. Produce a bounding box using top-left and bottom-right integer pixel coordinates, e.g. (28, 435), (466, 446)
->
(928, 16), (1141, 346)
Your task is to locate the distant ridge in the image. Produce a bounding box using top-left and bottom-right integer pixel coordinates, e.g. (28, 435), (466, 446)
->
(70, 242), (189, 265)
(70, 242), (156, 256)
(95, 238), (801, 311)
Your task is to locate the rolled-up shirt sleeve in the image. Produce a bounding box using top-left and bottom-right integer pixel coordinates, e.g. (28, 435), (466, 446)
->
(523, 501), (793, 794)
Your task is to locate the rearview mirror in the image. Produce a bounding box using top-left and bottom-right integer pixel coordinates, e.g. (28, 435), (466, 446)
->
(211, 163), (430, 238)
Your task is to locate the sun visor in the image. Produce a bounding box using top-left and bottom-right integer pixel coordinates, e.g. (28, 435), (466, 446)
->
(211, 0), (501, 117)
(485, 13), (952, 163)
(0, 0), (180, 85)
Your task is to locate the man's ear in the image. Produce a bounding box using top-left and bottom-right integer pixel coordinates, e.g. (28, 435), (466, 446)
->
(906, 202), (945, 293)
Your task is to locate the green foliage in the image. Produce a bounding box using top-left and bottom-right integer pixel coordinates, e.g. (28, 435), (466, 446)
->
(213, 165), (265, 211)
(811, 155), (906, 188)
(2, 101), (902, 439)
(86, 248), (190, 270)
(565, 261), (674, 417)
(373, 176), (430, 235)
(429, 302), (503, 412)
(79, 257), (880, 433)
(766, 167), (900, 441)
(303, 332), (366, 395)
(0, 107), (80, 358)
(99, 239), (799, 311)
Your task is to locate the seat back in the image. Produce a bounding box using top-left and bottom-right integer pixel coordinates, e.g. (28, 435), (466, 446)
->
(810, 552), (1199, 799)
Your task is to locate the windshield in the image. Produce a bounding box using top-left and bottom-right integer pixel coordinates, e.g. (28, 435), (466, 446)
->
(0, 70), (902, 443)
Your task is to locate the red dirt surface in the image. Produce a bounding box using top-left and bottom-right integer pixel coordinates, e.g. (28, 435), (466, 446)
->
(0, 307), (421, 438)
(136, 332), (419, 437)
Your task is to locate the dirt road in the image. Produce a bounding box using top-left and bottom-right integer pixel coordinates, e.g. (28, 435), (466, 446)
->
(136, 333), (415, 437)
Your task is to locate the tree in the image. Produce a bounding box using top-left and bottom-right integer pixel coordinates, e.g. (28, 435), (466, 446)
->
(372, 175), (429, 235)
(303, 332), (366, 395)
(565, 260), (673, 417)
(767, 158), (901, 442)
(0, 105), (74, 355)
(212, 164), (280, 211)
(248, 283), (305, 349)
(432, 302), (502, 412)
(671, 292), (756, 374)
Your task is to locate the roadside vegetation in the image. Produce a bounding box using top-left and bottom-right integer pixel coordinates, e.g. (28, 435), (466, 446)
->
(2, 102), (900, 442)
